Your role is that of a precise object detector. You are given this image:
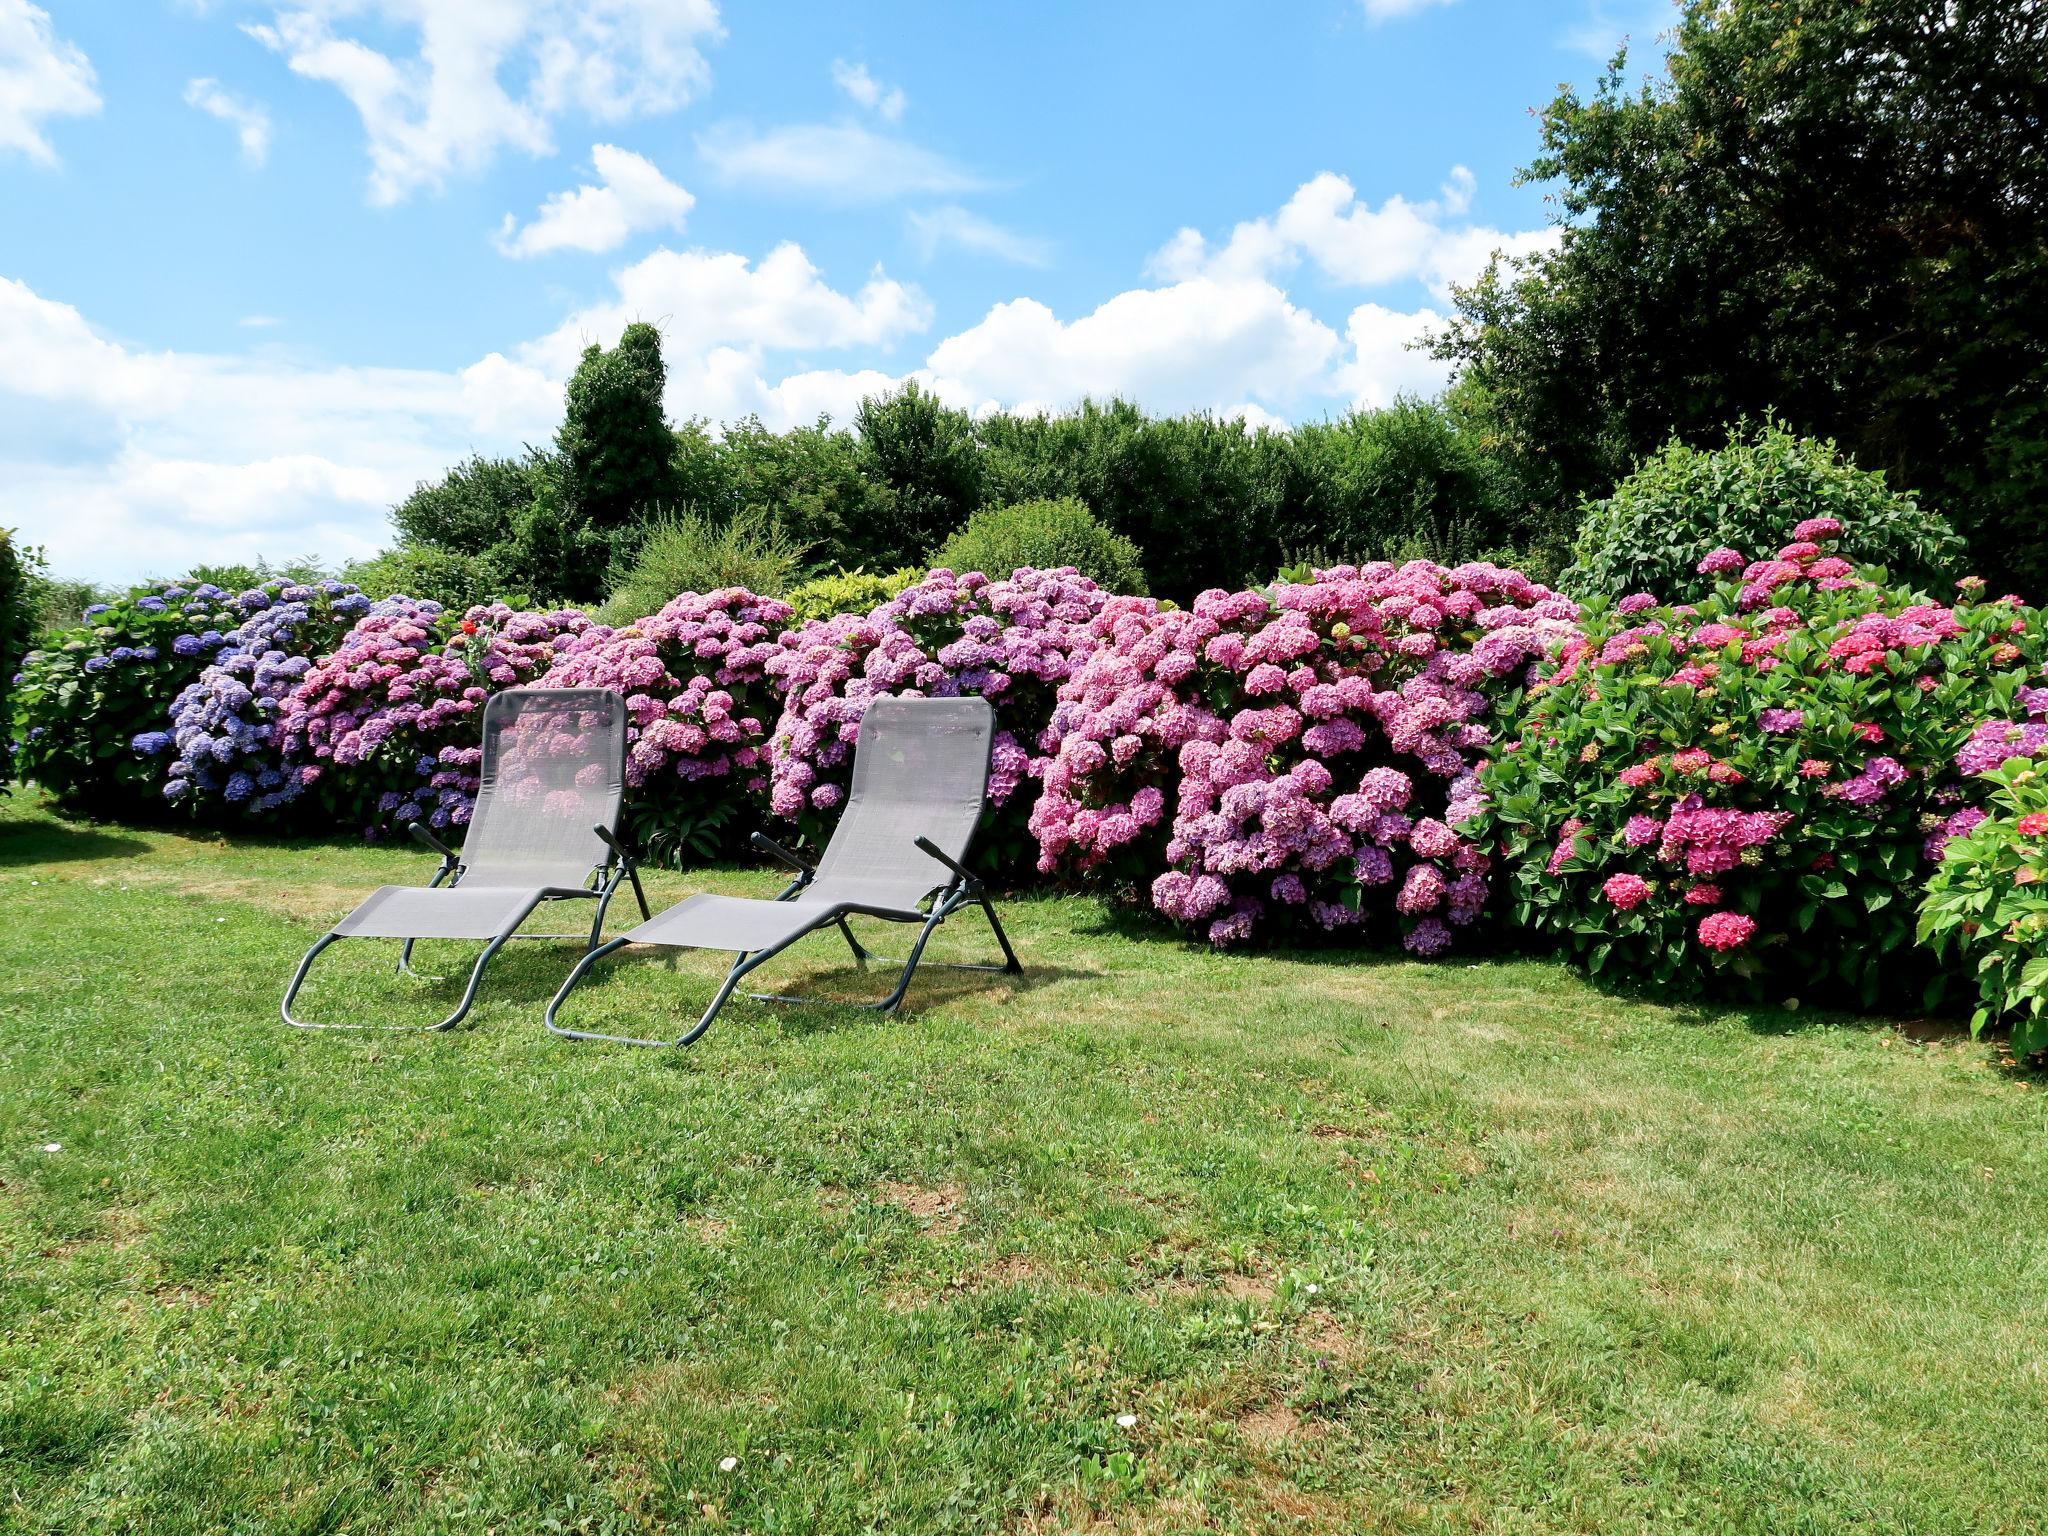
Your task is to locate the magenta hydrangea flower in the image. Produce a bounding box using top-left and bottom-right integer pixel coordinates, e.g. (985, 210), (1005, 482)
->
(768, 566), (1116, 863)
(1602, 872), (1650, 910)
(1697, 911), (1757, 950)
(1035, 555), (1581, 954)
(278, 600), (596, 836)
(542, 588), (790, 793)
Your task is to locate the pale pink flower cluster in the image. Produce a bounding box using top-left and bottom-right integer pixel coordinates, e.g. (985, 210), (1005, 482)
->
(278, 601), (596, 833)
(540, 589), (793, 798)
(1033, 559), (1581, 952)
(764, 566), (1115, 841)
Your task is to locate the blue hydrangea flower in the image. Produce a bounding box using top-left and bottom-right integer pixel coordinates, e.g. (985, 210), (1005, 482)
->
(83, 603), (111, 618)
(136, 596), (167, 612)
(131, 731), (173, 756)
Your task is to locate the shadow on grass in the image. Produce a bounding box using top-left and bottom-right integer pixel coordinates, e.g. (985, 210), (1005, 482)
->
(0, 818), (152, 867)
(278, 928), (1095, 1044)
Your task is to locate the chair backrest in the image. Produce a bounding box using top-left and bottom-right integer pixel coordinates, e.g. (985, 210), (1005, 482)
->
(806, 695), (994, 911)
(458, 688), (627, 889)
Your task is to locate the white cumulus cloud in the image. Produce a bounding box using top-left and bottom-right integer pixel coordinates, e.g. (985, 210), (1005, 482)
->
(245, 0), (722, 204)
(1150, 168), (1556, 301)
(496, 143), (693, 258)
(184, 77), (272, 167)
(922, 277), (1340, 419)
(0, 238), (933, 579)
(831, 59), (905, 121)
(0, 0), (98, 164)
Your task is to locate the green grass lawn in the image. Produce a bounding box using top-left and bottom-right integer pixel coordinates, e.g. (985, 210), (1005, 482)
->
(3, 794), (2045, 1534)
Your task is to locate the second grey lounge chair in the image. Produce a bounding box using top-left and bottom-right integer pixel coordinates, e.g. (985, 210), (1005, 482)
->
(545, 695), (1022, 1047)
(282, 688), (649, 1031)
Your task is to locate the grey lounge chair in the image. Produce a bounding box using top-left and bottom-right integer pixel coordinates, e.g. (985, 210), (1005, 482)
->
(545, 694), (1022, 1047)
(282, 688), (649, 1031)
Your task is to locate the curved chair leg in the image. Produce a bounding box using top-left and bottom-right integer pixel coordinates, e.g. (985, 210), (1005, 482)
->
(283, 931), (510, 1032)
(979, 896), (1024, 975)
(546, 939), (772, 1048)
(875, 908), (953, 1013)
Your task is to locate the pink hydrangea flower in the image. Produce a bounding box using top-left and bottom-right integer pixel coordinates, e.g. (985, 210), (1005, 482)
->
(1697, 911), (1757, 950)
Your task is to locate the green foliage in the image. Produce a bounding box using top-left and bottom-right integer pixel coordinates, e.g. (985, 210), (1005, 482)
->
(597, 509), (805, 624)
(977, 399), (1300, 599)
(1564, 421), (1965, 600)
(0, 530), (34, 787)
(675, 415), (898, 571)
(1486, 533), (2040, 1007)
(11, 579), (248, 813)
(1288, 397), (1538, 570)
(343, 545), (531, 612)
(782, 566), (922, 624)
(932, 497), (1147, 593)
(1434, 0), (2048, 592)
(558, 322), (681, 535)
(1919, 758), (2048, 1056)
(391, 453), (548, 555)
(853, 382), (983, 560)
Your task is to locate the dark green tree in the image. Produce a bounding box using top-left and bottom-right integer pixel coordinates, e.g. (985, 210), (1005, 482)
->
(853, 382), (983, 561)
(558, 321), (682, 534)
(1288, 397), (1536, 570)
(391, 452), (545, 554)
(1433, 0), (2048, 590)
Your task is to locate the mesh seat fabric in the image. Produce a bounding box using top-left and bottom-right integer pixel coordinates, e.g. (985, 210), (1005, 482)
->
(457, 689), (626, 889)
(334, 884), (557, 941)
(624, 695), (994, 954)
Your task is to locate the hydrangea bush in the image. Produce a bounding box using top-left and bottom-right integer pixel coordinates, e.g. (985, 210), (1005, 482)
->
(133, 581), (375, 819)
(1918, 703), (2048, 1054)
(540, 588), (794, 863)
(277, 601), (596, 836)
(765, 566), (1114, 866)
(1032, 561), (1581, 952)
(11, 579), (279, 812)
(1485, 517), (2044, 1004)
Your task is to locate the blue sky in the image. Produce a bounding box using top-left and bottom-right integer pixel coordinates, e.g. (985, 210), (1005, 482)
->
(0, 0), (1676, 582)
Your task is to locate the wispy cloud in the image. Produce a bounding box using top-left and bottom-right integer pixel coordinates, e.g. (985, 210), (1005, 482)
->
(1360, 0), (1460, 21)
(1561, 0), (1678, 62)
(831, 58), (904, 122)
(244, 0), (723, 204)
(697, 120), (986, 203)
(908, 206), (1051, 268)
(0, 0), (100, 165)
(184, 77), (271, 166)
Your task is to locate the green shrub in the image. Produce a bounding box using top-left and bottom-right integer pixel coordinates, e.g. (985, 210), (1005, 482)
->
(1919, 753), (2048, 1054)
(343, 546), (530, 613)
(11, 578), (271, 814)
(932, 498), (1147, 593)
(783, 566), (923, 624)
(1563, 419), (1966, 601)
(0, 531), (35, 789)
(597, 509), (804, 624)
(1485, 519), (2040, 1007)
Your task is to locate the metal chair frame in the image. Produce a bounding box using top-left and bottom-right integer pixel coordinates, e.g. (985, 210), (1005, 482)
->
(543, 830), (1020, 1048)
(281, 823), (650, 1032)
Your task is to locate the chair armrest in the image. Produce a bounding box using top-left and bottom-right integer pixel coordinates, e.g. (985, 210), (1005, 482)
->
(914, 836), (980, 890)
(408, 821), (457, 866)
(593, 823), (636, 867)
(750, 830), (815, 877)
